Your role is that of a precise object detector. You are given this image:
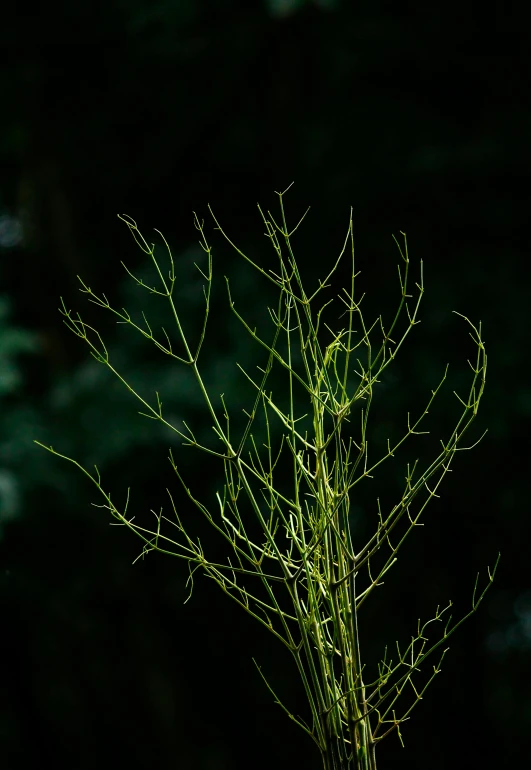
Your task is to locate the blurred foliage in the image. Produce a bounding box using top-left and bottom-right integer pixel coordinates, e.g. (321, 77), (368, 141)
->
(0, 295), (39, 533)
(0, 1), (529, 769)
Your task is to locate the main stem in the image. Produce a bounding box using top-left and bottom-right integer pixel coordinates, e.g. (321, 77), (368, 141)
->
(312, 397), (375, 769)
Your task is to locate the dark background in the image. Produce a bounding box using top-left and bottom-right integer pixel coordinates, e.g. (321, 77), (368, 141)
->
(0, 1), (529, 768)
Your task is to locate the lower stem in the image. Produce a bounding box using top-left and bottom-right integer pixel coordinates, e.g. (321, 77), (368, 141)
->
(320, 720), (376, 770)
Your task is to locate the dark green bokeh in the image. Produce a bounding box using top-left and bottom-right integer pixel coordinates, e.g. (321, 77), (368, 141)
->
(0, 1), (528, 768)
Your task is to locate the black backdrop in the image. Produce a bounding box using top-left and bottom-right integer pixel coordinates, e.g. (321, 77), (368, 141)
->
(0, 2), (529, 768)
